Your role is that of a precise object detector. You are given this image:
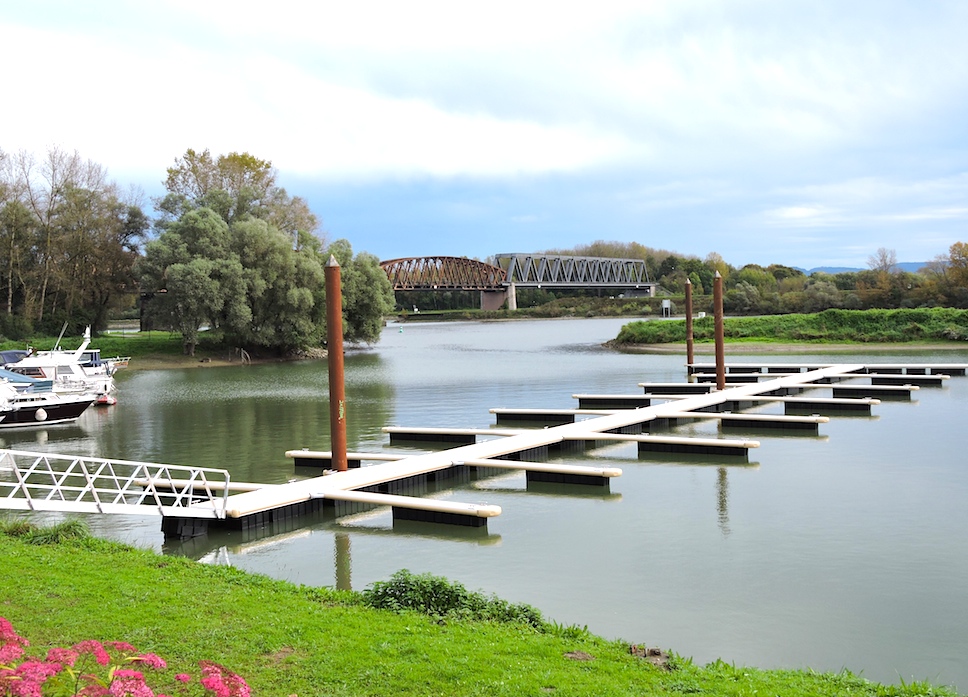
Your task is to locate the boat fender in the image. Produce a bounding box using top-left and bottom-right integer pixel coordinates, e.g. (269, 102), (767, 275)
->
(35, 408), (48, 421)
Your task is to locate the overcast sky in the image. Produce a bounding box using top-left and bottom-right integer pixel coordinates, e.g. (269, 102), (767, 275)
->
(3, 1), (967, 270)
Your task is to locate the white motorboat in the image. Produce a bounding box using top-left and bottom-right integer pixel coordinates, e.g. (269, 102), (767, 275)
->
(0, 380), (96, 428)
(3, 327), (128, 398)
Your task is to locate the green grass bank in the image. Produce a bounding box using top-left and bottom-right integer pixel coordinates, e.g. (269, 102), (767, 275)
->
(0, 522), (959, 696)
(613, 308), (968, 346)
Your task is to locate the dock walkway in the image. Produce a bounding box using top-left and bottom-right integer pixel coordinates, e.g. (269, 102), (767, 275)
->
(4, 361), (965, 539)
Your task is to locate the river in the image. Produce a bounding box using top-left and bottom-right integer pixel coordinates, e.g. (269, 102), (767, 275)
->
(3, 317), (967, 691)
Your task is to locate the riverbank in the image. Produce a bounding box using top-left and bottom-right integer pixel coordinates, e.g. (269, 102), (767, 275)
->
(609, 339), (968, 354)
(1, 524), (959, 697)
(613, 308), (968, 346)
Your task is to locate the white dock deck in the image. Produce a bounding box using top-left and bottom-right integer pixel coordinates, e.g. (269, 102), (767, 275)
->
(5, 359), (958, 538)
(221, 364), (864, 519)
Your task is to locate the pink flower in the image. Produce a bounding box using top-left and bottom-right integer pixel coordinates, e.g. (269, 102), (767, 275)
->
(74, 640), (112, 666)
(0, 617), (30, 664)
(5, 660), (60, 697)
(0, 642), (26, 665)
(199, 661), (250, 697)
(131, 653), (166, 670)
(108, 641), (139, 653)
(109, 668), (153, 697)
(175, 673), (192, 683)
(45, 646), (79, 667)
(0, 618), (28, 645)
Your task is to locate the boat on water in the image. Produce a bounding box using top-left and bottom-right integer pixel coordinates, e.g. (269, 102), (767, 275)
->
(3, 327), (129, 398)
(0, 380), (96, 428)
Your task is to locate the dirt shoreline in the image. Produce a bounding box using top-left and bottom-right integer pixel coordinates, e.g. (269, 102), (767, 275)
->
(127, 352), (326, 371)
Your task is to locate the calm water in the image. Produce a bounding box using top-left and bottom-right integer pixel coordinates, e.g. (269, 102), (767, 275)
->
(4, 318), (968, 691)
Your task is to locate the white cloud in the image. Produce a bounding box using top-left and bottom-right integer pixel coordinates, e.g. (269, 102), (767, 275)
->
(3, 1), (968, 268)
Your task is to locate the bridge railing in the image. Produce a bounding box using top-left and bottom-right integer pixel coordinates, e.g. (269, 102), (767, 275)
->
(0, 450), (231, 519)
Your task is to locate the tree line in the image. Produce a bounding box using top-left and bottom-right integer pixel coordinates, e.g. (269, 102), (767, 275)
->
(535, 240), (968, 315)
(0, 147), (394, 355)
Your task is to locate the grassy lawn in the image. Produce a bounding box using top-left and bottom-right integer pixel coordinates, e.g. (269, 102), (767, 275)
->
(0, 523), (958, 696)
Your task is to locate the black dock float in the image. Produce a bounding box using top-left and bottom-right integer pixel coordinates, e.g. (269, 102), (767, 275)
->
(832, 385), (916, 400)
(639, 383), (716, 394)
(392, 507), (488, 527)
(694, 373), (761, 383)
(576, 394), (653, 409)
(637, 440), (750, 459)
(782, 400), (873, 415)
(867, 374), (949, 387)
(525, 470), (611, 487)
(717, 417), (819, 433)
(494, 412), (576, 426)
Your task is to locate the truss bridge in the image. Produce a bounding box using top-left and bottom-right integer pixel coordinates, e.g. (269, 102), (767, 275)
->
(493, 253), (653, 290)
(379, 257), (506, 291)
(380, 253), (657, 310)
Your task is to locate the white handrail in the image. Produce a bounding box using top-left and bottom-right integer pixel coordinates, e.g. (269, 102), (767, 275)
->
(0, 450), (231, 519)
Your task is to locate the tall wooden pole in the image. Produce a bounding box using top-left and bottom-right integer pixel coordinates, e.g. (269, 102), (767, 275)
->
(713, 271), (725, 391)
(684, 278), (694, 368)
(325, 255), (348, 472)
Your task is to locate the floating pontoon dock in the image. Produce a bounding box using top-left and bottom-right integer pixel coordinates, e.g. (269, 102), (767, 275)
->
(2, 361), (965, 539)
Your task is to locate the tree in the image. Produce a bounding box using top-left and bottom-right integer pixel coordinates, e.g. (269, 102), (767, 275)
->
(328, 239), (395, 344)
(156, 149), (322, 247)
(141, 149), (400, 353)
(0, 147), (146, 332)
(948, 242), (968, 287)
(868, 247), (898, 273)
(137, 208), (237, 354)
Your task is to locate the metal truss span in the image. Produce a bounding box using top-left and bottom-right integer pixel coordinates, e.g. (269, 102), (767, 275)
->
(380, 257), (506, 290)
(494, 253), (652, 288)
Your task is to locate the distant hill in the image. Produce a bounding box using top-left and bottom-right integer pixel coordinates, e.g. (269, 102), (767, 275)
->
(802, 262), (928, 275)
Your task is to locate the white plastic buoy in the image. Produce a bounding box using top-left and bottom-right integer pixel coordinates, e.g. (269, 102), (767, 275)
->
(35, 408), (48, 421)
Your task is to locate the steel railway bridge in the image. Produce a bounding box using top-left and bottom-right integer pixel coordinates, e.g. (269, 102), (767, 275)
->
(379, 253), (656, 310)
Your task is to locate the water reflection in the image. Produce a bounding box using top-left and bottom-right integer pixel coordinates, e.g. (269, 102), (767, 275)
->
(335, 532), (351, 590)
(716, 467), (730, 537)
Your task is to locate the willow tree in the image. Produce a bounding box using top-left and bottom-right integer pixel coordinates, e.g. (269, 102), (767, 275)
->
(140, 149), (395, 353)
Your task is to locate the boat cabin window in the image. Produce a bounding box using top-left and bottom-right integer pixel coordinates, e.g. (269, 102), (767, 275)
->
(80, 350), (102, 367)
(55, 365), (81, 378)
(10, 367), (45, 378)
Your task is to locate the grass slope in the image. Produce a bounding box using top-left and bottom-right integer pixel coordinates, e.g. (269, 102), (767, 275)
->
(0, 524), (958, 696)
(615, 308), (968, 345)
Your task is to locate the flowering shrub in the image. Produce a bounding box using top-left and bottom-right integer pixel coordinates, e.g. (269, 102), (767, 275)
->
(0, 618), (250, 697)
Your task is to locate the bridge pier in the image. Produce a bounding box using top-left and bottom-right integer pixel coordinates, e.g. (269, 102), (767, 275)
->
(481, 284), (516, 311)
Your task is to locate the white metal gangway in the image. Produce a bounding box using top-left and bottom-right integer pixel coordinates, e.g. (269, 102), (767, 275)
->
(0, 450), (232, 519)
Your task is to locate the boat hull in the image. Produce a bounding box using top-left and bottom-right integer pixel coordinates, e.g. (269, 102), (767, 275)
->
(0, 397), (96, 428)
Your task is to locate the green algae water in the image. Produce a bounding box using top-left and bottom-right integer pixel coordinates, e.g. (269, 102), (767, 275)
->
(3, 318), (967, 692)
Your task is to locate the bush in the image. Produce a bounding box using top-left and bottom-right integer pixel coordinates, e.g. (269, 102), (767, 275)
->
(362, 569), (544, 629)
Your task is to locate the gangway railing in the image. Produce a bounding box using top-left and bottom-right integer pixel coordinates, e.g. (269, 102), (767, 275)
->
(0, 450), (231, 519)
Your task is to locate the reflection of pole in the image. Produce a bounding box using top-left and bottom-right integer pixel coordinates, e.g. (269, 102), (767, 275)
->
(716, 467), (730, 536)
(325, 255), (348, 472)
(713, 271), (725, 391)
(684, 278), (694, 367)
(335, 532), (352, 591)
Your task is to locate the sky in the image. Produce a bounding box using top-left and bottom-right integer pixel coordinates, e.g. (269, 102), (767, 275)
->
(2, 0), (967, 270)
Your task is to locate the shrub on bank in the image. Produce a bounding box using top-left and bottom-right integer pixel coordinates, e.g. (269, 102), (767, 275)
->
(362, 569), (544, 629)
